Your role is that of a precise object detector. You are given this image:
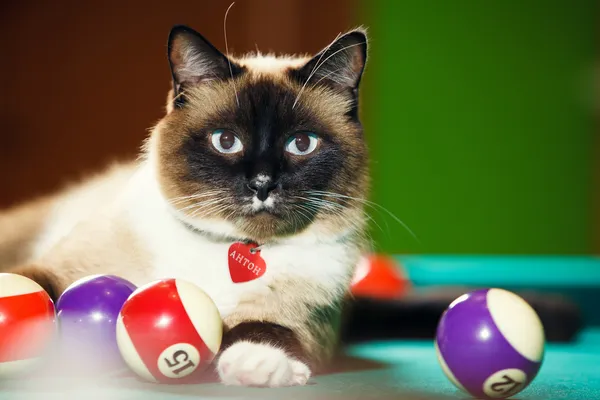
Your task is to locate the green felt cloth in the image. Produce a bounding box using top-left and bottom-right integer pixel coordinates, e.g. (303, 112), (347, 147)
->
(1, 330), (597, 399)
(347, 328), (600, 400)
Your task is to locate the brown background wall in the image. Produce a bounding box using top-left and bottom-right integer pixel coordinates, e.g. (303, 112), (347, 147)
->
(0, 0), (354, 208)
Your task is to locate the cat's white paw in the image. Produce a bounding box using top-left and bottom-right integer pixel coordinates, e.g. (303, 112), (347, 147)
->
(217, 341), (311, 387)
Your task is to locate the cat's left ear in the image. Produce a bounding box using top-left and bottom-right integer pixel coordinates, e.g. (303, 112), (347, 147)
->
(293, 28), (368, 95)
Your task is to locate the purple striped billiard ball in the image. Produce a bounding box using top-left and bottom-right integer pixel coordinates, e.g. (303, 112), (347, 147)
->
(435, 288), (545, 399)
(56, 274), (137, 370)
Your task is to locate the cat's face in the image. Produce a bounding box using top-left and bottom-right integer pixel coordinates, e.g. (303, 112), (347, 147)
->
(152, 26), (369, 242)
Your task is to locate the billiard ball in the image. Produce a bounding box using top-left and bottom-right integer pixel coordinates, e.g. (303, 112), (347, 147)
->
(0, 273), (56, 377)
(116, 278), (222, 383)
(351, 253), (409, 299)
(435, 288), (545, 399)
(55, 274), (137, 369)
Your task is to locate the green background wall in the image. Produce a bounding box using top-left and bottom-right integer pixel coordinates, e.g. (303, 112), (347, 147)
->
(360, 1), (598, 255)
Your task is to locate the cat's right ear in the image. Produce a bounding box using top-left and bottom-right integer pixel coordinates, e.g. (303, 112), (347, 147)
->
(167, 25), (243, 108)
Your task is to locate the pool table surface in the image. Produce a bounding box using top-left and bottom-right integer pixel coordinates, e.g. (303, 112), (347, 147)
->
(2, 255), (598, 399)
(2, 327), (598, 400)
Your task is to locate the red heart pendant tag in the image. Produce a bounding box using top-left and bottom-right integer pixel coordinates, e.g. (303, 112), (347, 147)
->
(228, 242), (266, 283)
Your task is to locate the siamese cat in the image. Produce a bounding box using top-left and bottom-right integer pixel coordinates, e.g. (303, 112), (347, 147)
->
(0, 24), (370, 387)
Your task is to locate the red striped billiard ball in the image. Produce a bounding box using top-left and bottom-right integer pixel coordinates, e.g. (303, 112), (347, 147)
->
(0, 273), (56, 377)
(116, 278), (222, 383)
(351, 254), (410, 299)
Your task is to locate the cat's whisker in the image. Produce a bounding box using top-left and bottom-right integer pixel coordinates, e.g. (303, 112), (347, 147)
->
(287, 210), (299, 230)
(292, 196), (346, 210)
(223, 2), (240, 107)
(294, 199), (355, 227)
(212, 202), (237, 217)
(179, 198), (224, 213)
(223, 205), (239, 221)
(301, 195), (383, 233)
(304, 193), (356, 207)
(169, 195), (222, 207)
(360, 210), (385, 234)
(183, 200), (233, 219)
(305, 190), (420, 242)
(168, 190), (225, 205)
(190, 206), (220, 219)
(188, 200), (233, 219)
(187, 204), (214, 219)
(190, 202), (221, 218)
(293, 204), (316, 223)
(297, 200), (348, 218)
(294, 193), (349, 206)
(294, 201), (321, 212)
(297, 201), (369, 236)
(293, 207), (311, 228)
(293, 202), (344, 222)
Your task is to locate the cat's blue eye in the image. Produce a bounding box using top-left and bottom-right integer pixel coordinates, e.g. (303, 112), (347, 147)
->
(285, 132), (319, 156)
(210, 129), (243, 154)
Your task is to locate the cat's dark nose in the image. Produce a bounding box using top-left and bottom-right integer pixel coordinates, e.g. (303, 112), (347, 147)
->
(247, 178), (278, 201)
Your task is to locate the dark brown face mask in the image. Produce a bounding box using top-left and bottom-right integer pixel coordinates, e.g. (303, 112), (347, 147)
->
(157, 25), (370, 241)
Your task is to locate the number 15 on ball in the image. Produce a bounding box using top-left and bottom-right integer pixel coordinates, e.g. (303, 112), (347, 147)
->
(116, 279), (223, 383)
